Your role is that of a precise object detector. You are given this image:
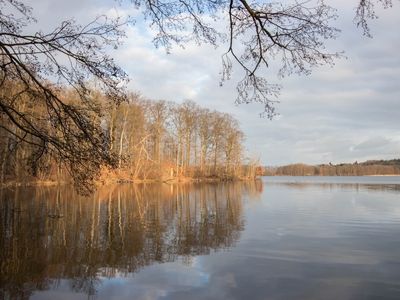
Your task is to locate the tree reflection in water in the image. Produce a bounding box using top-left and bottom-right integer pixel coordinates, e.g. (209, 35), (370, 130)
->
(0, 181), (262, 299)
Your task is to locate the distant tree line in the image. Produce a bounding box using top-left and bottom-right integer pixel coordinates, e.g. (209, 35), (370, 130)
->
(263, 159), (400, 176)
(0, 83), (257, 190)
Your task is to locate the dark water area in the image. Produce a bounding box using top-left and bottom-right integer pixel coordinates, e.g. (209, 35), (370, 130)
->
(1, 177), (400, 299)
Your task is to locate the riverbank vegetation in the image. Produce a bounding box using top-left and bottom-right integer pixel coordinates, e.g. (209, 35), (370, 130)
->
(0, 84), (258, 192)
(263, 159), (400, 176)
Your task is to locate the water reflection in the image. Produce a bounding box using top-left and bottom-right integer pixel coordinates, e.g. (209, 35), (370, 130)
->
(266, 181), (400, 193)
(0, 181), (261, 299)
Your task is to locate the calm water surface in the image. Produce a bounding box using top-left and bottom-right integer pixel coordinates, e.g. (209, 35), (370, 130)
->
(1, 177), (400, 299)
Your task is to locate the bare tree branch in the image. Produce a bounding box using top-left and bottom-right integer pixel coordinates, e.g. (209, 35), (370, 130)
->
(0, 0), (129, 193)
(130, 0), (394, 117)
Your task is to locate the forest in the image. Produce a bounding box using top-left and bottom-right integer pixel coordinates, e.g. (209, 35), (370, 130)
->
(263, 159), (400, 176)
(0, 83), (255, 190)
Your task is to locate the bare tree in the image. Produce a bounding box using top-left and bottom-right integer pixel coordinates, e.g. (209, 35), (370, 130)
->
(0, 0), (128, 192)
(198, 109), (212, 174)
(222, 115), (243, 177)
(210, 111), (225, 175)
(148, 100), (168, 164)
(180, 100), (198, 169)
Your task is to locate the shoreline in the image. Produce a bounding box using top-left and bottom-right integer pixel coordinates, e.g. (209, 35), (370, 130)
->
(0, 176), (257, 190)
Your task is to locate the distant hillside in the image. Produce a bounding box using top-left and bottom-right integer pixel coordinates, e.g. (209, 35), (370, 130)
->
(263, 159), (400, 176)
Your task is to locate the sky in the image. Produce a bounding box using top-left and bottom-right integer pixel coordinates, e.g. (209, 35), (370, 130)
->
(24, 0), (400, 166)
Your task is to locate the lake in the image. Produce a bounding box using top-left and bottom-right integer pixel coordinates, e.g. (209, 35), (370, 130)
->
(1, 176), (400, 299)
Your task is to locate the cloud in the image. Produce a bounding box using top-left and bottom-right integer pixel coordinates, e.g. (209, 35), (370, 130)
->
(353, 137), (391, 151)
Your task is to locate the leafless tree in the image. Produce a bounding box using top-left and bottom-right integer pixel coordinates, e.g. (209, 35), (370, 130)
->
(0, 0), (128, 192)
